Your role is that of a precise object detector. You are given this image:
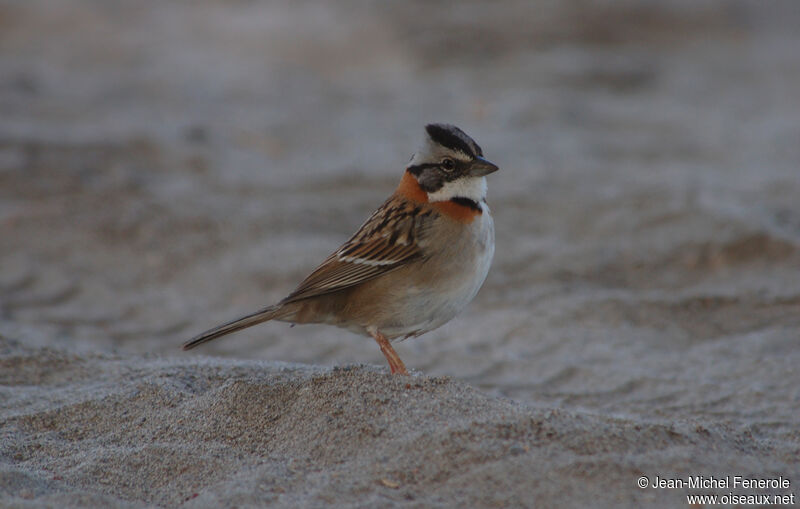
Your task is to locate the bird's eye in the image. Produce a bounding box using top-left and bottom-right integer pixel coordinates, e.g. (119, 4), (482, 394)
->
(441, 158), (455, 171)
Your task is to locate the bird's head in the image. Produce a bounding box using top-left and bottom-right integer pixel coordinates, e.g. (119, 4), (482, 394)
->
(406, 123), (498, 204)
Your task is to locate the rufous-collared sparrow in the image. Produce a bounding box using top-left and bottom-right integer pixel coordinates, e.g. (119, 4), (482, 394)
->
(184, 124), (498, 375)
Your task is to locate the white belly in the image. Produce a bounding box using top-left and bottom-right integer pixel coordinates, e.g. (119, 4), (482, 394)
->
(385, 208), (495, 339)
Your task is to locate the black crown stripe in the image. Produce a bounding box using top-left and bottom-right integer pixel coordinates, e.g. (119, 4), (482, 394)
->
(425, 124), (479, 157)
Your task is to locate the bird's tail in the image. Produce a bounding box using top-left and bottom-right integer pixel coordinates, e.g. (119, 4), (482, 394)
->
(182, 304), (290, 350)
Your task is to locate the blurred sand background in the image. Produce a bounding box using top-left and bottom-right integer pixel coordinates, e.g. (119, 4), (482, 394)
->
(2, 0), (800, 507)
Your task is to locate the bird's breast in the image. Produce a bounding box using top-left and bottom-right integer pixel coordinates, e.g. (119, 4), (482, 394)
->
(416, 206), (494, 318)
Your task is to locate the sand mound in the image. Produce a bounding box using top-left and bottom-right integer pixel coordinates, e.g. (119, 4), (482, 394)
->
(2, 337), (796, 508)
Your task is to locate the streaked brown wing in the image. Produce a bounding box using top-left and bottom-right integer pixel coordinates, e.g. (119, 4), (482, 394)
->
(280, 195), (432, 304)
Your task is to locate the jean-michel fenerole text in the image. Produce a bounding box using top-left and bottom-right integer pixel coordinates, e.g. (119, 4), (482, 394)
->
(651, 475), (790, 490)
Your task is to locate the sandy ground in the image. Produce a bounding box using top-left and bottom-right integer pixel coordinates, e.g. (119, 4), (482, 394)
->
(2, 0), (800, 507)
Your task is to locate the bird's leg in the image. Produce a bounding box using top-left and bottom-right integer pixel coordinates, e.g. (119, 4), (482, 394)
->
(370, 330), (408, 375)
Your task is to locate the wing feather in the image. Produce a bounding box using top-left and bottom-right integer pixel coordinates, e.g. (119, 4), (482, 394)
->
(280, 195), (432, 304)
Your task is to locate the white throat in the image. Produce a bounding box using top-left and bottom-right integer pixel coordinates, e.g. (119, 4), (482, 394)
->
(426, 176), (487, 204)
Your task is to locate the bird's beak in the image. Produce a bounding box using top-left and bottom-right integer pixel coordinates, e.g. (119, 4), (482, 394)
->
(468, 156), (499, 177)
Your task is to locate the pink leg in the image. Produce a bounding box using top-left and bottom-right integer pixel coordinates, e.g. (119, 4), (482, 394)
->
(370, 330), (408, 375)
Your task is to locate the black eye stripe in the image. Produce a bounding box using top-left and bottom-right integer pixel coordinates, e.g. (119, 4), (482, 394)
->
(407, 162), (439, 176)
(408, 160), (466, 176)
(415, 171), (445, 192)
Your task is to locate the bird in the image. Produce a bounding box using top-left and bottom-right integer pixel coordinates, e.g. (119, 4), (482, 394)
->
(183, 123), (498, 375)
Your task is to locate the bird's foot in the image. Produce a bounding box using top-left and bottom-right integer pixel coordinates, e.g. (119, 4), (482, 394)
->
(370, 330), (409, 375)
